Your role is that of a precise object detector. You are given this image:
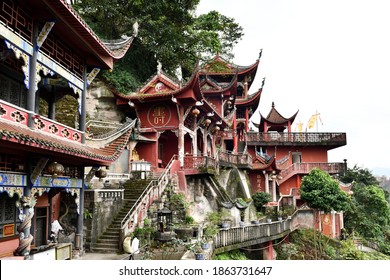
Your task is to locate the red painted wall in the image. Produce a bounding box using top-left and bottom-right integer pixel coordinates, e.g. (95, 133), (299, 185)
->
(137, 102), (178, 129)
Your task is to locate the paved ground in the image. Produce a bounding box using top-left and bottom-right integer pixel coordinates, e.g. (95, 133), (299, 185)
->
(74, 252), (130, 260)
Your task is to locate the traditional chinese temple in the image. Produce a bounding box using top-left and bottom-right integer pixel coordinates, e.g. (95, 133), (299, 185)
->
(112, 51), (347, 242)
(0, 0), (135, 259)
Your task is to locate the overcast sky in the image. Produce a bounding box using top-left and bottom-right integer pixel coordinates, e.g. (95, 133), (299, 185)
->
(197, 0), (390, 176)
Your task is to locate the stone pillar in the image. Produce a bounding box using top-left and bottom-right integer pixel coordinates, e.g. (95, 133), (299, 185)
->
(264, 172), (269, 194)
(272, 177), (277, 202)
(76, 168), (85, 254)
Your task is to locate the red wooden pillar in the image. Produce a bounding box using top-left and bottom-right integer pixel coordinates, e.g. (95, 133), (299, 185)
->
(233, 114), (238, 153)
(268, 241), (273, 260)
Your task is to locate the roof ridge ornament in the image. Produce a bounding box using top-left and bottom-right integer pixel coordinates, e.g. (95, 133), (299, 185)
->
(259, 48), (263, 59)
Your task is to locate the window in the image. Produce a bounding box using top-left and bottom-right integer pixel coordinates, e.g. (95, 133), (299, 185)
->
(0, 192), (18, 238)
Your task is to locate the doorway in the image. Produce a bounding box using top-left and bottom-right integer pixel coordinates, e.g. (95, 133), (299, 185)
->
(34, 207), (48, 246)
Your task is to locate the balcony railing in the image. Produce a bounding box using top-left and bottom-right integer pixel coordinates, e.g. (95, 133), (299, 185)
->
(278, 162), (345, 184)
(246, 132), (346, 147)
(0, 100), (82, 143)
(183, 155), (218, 174)
(219, 150), (252, 169)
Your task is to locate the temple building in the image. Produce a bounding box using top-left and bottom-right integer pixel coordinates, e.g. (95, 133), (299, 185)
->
(111, 52), (347, 243)
(0, 0), (135, 259)
(0, 0), (348, 259)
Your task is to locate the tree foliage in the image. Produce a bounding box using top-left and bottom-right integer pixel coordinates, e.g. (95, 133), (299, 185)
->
(300, 168), (350, 213)
(72, 0), (244, 92)
(341, 166), (390, 243)
(340, 164), (379, 186)
(252, 191), (272, 213)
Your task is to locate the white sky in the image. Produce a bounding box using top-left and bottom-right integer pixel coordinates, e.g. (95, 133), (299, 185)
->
(197, 0), (390, 176)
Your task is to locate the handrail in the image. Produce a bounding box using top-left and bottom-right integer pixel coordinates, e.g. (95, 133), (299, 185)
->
(120, 155), (178, 229)
(246, 132), (346, 145)
(278, 162), (345, 184)
(213, 211), (299, 252)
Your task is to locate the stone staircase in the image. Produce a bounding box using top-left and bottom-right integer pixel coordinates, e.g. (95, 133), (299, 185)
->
(90, 179), (152, 253)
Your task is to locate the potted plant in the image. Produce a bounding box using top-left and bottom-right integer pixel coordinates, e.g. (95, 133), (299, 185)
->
(220, 210), (233, 229)
(202, 224), (219, 248)
(187, 241), (205, 260)
(277, 210), (284, 221)
(265, 207), (275, 223)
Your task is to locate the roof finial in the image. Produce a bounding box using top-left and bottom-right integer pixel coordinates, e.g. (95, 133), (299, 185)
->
(157, 60), (162, 74)
(261, 77), (266, 88)
(132, 22), (139, 37)
(259, 48), (263, 59)
(272, 101), (275, 108)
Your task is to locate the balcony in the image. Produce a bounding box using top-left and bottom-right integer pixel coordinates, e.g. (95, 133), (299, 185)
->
(246, 132), (346, 148)
(219, 150), (252, 169)
(278, 162), (346, 185)
(0, 100), (82, 143)
(183, 155), (218, 175)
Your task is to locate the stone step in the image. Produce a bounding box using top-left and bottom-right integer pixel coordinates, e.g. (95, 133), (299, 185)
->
(96, 237), (119, 243)
(92, 242), (119, 249)
(91, 247), (119, 253)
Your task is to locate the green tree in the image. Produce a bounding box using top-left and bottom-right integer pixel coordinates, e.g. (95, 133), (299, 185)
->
(340, 165), (379, 186)
(252, 191), (272, 213)
(300, 168), (350, 213)
(344, 184), (390, 239)
(73, 1), (244, 91)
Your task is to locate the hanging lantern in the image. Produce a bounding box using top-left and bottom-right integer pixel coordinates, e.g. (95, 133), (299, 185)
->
(47, 162), (65, 178)
(95, 168), (107, 182)
(214, 126), (220, 134)
(204, 119), (211, 126)
(192, 108), (200, 116)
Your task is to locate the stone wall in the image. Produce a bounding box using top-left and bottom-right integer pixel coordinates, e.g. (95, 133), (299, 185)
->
(86, 79), (125, 123)
(84, 189), (124, 250)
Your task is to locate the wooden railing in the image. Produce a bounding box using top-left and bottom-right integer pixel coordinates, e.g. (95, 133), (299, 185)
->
(246, 132), (346, 146)
(278, 162), (345, 184)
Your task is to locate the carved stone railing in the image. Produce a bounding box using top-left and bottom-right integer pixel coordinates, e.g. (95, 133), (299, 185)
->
(183, 155), (218, 174)
(120, 155), (178, 239)
(213, 216), (293, 255)
(278, 162), (345, 184)
(246, 132), (346, 147)
(212, 209), (314, 255)
(219, 150), (252, 169)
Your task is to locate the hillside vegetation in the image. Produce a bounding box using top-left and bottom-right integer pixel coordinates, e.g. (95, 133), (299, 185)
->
(275, 229), (390, 260)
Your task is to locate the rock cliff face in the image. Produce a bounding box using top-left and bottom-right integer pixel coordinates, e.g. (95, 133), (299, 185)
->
(86, 79), (125, 123)
(187, 168), (257, 225)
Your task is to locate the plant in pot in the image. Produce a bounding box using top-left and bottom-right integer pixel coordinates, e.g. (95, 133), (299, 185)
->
(202, 224), (219, 249)
(277, 210), (284, 221)
(187, 241), (205, 260)
(219, 210), (233, 229)
(265, 207), (275, 223)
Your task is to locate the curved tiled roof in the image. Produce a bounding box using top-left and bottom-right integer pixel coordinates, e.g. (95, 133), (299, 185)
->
(253, 102), (298, 131)
(41, 0), (136, 67)
(0, 118), (135, 165)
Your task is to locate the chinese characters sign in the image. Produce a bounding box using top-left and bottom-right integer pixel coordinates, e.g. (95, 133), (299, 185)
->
(147, 105), (171, 127)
